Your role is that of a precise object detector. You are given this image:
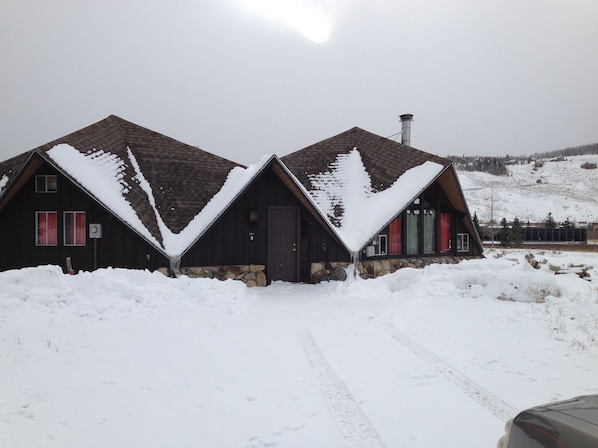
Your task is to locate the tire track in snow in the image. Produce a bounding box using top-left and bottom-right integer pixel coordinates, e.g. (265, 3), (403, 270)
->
(298, 329), (388, 448)
(386, 323), (519, 422)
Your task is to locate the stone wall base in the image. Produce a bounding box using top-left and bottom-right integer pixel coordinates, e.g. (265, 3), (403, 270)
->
(357, 256), (478, 279)
(169, 264), (267, 287)
(158, 256), (479, 286)
(310, 262), (351, 283)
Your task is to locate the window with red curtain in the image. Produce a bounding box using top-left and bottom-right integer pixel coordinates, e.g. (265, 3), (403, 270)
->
(389, 216), (402, 255)
(36, 211), (57, 246)
(64, 211), (86, 246)
(440, 213), (451, 253)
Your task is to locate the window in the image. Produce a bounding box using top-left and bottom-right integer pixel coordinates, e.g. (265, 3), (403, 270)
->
(406, 208), (420, 254)
(35, 175), (57, 193)
(457, 233), (469, 252)
(377, 235), (387, 255)
(64, 212), (86, 246)
(389, 216), (402, 255)
(36, 212), (57, 246)
(423, 208), (435, 254)
(366, 234), (388, 256)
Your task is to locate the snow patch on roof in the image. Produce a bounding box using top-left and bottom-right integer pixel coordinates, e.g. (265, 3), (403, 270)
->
(0, 174), (8, 195)
(46, 144), (161, 248)
(308, 148), (445, 251)
(169, 155), (274, 257)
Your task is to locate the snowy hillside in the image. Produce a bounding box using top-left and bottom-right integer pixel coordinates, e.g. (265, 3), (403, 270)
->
(2, 250), (598, 447)
(458, 155), (598, 225)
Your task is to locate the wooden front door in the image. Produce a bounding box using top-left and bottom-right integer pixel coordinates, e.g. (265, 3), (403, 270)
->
(268, 206), (299, 282)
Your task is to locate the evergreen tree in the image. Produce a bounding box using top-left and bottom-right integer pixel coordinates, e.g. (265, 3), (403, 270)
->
(511, 217), (524, 248)
(499, 217), (510, 247)
(544, 212), (556, 229)
(472, 212), (481, 237)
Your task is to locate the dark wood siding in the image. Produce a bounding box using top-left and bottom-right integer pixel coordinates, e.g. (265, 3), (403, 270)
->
(181, 167), (350, 280)
(0, 162), (169, 272)
(362, 180), (482, 259)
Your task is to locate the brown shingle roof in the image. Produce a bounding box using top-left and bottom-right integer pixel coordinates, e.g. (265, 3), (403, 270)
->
(7, 115), (242, 247)
(282, 127), (451, 193)
(0, 151), (31, 181)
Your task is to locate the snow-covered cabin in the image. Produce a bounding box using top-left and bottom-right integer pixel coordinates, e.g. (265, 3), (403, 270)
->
(0, 116), (482, 284)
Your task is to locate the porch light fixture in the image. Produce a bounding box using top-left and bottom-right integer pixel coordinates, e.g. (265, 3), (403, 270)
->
(248, 209), (258, 223)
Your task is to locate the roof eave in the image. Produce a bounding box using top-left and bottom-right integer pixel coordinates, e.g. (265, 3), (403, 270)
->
(0, 150), (42, 210)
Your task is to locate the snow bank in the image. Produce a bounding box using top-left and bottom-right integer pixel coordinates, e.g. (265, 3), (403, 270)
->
(0, 265), (252, 318)
(1, 250), (597, 448)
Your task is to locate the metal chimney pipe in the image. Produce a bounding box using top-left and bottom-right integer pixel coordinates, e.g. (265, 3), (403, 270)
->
(399, 114), (414, 146)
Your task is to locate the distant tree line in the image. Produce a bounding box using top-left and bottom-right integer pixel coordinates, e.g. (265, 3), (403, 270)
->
(531, 142), (598, 159)
(448, 141), (598, 175)
(448, 156), (508, 175)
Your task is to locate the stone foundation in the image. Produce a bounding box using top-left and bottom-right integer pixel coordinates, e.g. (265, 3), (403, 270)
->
(175, 264), (267, 287)
(158, 256), (478, 286)
(310, 262), (351, 283)
(357, 255), (477, 279)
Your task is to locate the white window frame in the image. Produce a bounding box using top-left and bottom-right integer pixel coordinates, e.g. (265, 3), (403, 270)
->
(377, 234), (387, 255)
(457, 233), (469, 252)
(365, 234), (388, 257)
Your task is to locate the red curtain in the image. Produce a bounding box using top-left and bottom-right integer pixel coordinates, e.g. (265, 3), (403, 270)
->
(389, 217), (402, 255)
(37, 212), (57, 245)
(440, 213), (451, 253)
(75, 212), (86, 245)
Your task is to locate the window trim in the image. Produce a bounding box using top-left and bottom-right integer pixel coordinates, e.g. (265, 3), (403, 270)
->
(366, 234), (388, 257)
(36, 211), (58, 246)
(377, 234), (387, 255)
(63, 211), (86, 246)
(457, 233), (469, 253)
(35, 175), (57, 193)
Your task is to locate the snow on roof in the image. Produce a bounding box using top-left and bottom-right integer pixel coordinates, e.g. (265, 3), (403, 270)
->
(47, 144), (162, 248)
(47, 143), (273, 258)
(308, 148), (444, 251)
(45, 142), (444, 258)
(0, 174), (8, 195)
(130, 151), (273, 257)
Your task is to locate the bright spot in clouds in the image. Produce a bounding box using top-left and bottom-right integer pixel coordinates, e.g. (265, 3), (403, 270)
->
(238, 0), (331, 43)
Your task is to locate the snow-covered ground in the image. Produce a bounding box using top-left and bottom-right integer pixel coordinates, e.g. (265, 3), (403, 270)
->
(2, 249), (598, 447)
(459, 154), (598, 224)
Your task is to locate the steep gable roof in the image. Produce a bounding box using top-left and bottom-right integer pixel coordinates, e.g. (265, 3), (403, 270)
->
(282, 127), (452, 193)
(42, 115), (242, 234)
(0, 116), (243, 255)
(281, 127), (454, 250)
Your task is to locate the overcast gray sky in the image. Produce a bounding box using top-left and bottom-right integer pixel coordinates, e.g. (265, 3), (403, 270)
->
(1, 0), (597, 165)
